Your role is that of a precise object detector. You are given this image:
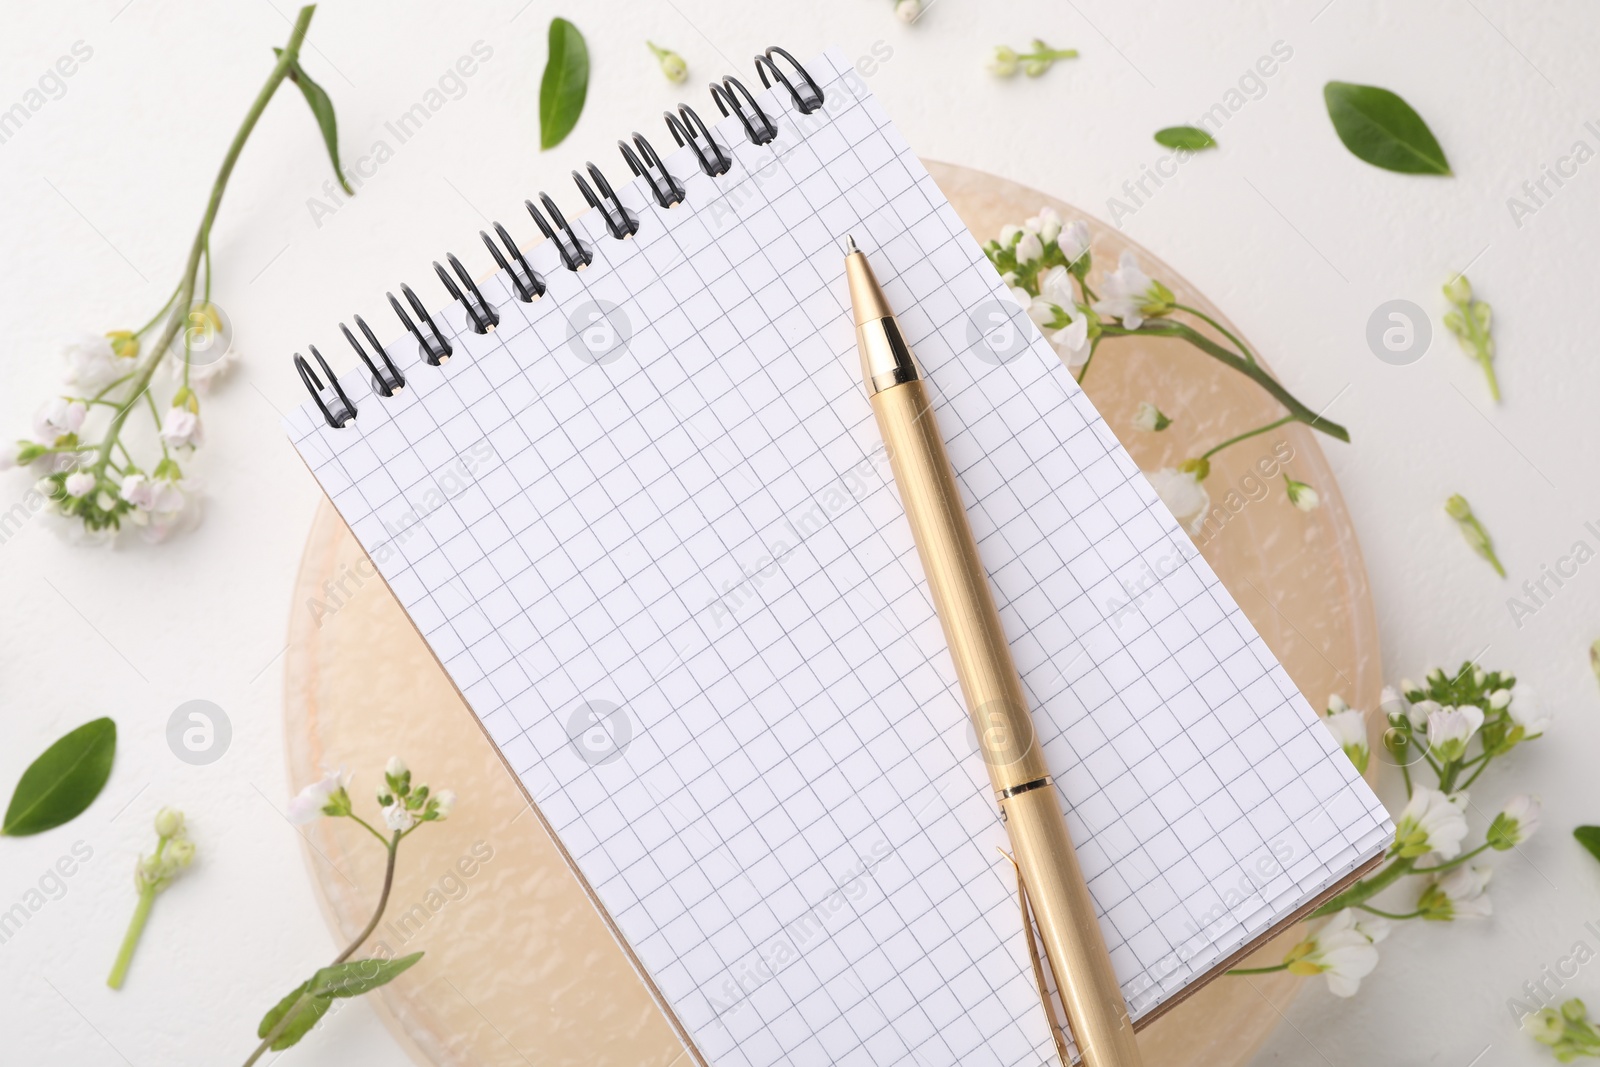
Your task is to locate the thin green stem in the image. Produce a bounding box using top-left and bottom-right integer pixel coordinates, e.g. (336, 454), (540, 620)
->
(1227, 963), (1290, 976)
(1311, 855), (1416, 917)
(106, 887), (157, 989)
(1413, 841), (1493, 874)
(1200, 416), (1294, 460)
(1102, 321), (1351, 443)
(1174, 303), (1256, 367)
(93, 5), (315, 482)
(1358, 904), (1422, 921)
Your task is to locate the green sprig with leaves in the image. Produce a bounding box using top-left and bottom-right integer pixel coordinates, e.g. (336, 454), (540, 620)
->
(3, 5), (349, 544)
(241, 757), (455, 1064)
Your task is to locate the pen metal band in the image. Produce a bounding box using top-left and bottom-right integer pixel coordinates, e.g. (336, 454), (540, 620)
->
(858, 317), (920, 394)
(996, 776), (1054, 802)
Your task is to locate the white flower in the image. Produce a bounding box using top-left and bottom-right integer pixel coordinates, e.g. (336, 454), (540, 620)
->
(1020, 266), (1093, 370)
(1284, 476), (1320, 512)
(1407, 697), (1440, 732)
(1378, 686), (1410, 729)
(63, 333), (127, 390)
(1015, 232), (1044, 267)
(1146, 467), (1211, 535)
(159, 407), (203, 449)
(1419, 865), (1493, 921)
(1286, 909), (1389, 997)
(1059, 219), (1091, 268)
(165, 341), (238, 393)
(383, 803), (416, 832)
(1393, 787), (1469, 859)
(1322, 709), (1370, 774)
(895, 0), (922, 21)
(1092, 251), (1174, 329)
(33, 398), (87, 445)
(1024, 207), (1062, 244)
(1426, 703), (1485, 763)
(432, 790), (457, 820)
(1508, 685), (1550, 739)
(1132, 402), (1170, 433)
(288, 769), (348, 824)
(988, 46), (1020, 77)
(1327, 694), (1350, 714)
(998, 223), (1023, 247)
(64, 471), (96, 497)
(1524, 1006), (1566, 1045)
(1489, 794), (1541, 849)
(120, 472), (184, 514)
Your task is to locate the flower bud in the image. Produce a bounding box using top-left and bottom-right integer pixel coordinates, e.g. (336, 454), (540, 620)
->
(1488, 688), (1511, 710)
(153, 807), (185, 839)
(386, 756), (408, 778)
(432, 789), (457, 820)
(1179, 456), (1210, 481)
(166, 837), (196, 869)
(646, 42), (688, 83)
(106, 330), (140, 360)
(988, 46), (1020, 78)
(1443, 274), (1473, 305)
(895, 0), (922, 22)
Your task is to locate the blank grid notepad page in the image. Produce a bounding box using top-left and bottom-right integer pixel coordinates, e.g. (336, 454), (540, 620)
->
(285, 49), (1393, 1067)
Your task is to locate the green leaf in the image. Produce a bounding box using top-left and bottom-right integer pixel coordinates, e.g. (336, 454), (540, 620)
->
(1323, 81), (1451, 176)
(1153, 125), (1217, 151)
(1576, 826), (1600, 866)
(256, 981), (331, 1051)
(539, 17), (589, 150)
(308, 952), (424, 999)
(3, 718), (116, 836)
(275, 47), (352, 194)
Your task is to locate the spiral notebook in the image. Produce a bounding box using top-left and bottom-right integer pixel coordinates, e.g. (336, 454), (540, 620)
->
(283, 47), (1393, 1066)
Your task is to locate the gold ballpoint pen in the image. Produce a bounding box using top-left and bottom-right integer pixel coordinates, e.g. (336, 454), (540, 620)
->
(845, 237), (1143, 1067)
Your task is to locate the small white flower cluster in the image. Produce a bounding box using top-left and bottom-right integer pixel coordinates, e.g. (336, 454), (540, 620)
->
(1286, 665), (1548, 997)
(987, 208), (1096, 371)
(289, 757), (455, 836)
(375, 756), (456, 833)
(5, 306), (232, 544)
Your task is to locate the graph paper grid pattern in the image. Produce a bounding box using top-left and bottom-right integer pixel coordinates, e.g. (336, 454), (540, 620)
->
(285, 49), (1393, 1067)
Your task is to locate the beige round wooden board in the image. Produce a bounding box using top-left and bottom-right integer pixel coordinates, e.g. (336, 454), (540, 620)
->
(284, 160), (1383, 1066)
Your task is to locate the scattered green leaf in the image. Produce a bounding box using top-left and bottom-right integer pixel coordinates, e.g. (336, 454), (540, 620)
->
(1154, 125), (1217, 151)
(1577, 826), (1600, 866)
(256, 953), (423, 1052)
(1323, 81), (1451, 176)
(539, 17), (589, 151)
(257, 980), (332, 1051)
(309, 953), (424, 999)
(275, 47), (352, 195)
(3, 718), (116, 836)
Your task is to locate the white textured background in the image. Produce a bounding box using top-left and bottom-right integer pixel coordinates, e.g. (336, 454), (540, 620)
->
(1, 2), (1596, 1065)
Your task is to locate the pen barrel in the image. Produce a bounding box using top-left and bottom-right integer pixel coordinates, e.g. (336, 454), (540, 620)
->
(869, 379), (1051, 791)
(1004, 785), (1143, 1067)
(871, 378), (1142, 1067)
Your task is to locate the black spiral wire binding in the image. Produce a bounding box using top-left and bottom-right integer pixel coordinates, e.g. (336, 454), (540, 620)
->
(343, 316), (405, 396)
(481, 222), (545, 302)
(756, 46), (824, 114)
(295, 347), (357, 428)
(528, 193), (592, 270)
(665, 104), (731, 176)
(711, 76), (778, 145)
(389, 283), (453, 365)
(574, 162), (639, 240)
(619, 132), (684, 208)
(435, 253), (500, 333)
(294, 47), (826, 427)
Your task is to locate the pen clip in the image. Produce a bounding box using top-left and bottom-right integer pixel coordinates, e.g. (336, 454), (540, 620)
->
(1002, 849), (1074, 1067)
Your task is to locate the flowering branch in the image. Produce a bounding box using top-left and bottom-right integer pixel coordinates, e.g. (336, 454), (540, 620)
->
(1229, 663), (1547, 998)
(5, 5), (347, 543)
(242, 758), (455, 1063)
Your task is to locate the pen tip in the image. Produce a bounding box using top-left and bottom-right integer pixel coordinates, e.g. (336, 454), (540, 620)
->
(844, 234), (858, 255)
